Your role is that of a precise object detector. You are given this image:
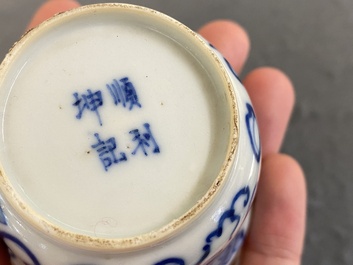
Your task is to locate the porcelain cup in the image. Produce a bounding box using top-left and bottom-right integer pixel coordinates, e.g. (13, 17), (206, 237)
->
(0, 3), (260, 265)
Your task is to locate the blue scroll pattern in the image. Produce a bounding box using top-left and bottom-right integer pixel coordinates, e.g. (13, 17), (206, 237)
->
(216, 229), (246, 265)
(154, 186), (252, 265)
(0, 203), (41, 265)
(245, 103), (261, 162)
(195, 187), (251, 265)
(154, 43), (260, 265)
(207, 42), (242, 83)
(208, 41), (261, 162)
(202, 228), (246, 265)
(0, 231), (40, 265)
(154, 258), (186, 265)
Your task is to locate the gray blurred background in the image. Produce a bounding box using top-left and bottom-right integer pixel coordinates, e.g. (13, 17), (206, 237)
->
(1, 1), (352, 264)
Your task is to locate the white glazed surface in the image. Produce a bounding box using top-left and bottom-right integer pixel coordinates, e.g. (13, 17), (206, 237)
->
(0, 4), (260, 265)
(1, 9), (228, 239)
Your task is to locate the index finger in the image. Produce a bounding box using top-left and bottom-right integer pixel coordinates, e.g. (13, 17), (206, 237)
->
(198, 20), (250, 74)
(27, 0), (80, 30)
(198, 20), (294, 155)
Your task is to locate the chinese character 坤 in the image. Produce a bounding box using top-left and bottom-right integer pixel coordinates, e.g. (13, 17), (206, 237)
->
(73, 89), (103, 126)
(91, 133), (127, 171)
(130, 123), (160, 156)
(106, 77), (142, 110)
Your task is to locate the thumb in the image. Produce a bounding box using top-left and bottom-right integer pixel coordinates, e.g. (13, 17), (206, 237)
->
(239, 154), (306, 265)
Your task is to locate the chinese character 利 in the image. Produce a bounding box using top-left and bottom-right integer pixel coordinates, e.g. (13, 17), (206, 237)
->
(130, 123), (160, 156)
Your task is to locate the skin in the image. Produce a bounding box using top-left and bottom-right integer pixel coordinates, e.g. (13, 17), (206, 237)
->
(0, 1), (306, 264)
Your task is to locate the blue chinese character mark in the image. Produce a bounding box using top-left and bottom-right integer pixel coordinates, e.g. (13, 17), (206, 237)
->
(91, 133), (127, 171)
(72, 77), (141, 126)
(107, 77), (142, 110)
(130, 123), (160, 156)
(73, 89), (103, 126)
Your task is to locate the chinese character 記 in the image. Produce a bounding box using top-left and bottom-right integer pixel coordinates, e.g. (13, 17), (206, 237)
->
(91, 133), (127, 171)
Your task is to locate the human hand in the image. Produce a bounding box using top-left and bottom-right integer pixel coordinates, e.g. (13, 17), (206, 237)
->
(0, 1), (306, 264)
(199, 19), (306, 265)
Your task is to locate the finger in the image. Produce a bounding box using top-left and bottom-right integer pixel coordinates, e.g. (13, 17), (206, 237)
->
(243, 67), (295, 156)
(0, 238), (10, 265)
(198, 20), (250, 74)
(27, 0), (80, 30)
(240, 154), (306, 265)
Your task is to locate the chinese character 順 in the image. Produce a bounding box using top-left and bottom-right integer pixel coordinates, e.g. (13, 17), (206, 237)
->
(106, 77), (142, 110)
